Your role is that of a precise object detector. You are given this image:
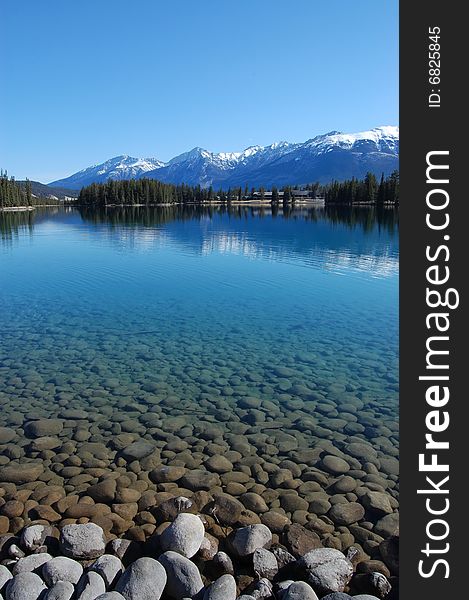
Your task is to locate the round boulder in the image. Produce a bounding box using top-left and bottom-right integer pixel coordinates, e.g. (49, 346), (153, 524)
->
(160, 513), (205, 559)
(60, 523), (106, 560)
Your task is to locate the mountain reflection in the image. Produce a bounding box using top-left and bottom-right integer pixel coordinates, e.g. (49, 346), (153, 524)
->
(1, 205), (398, 278)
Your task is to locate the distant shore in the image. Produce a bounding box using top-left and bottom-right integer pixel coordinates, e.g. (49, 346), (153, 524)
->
(0, 206), (36, 212)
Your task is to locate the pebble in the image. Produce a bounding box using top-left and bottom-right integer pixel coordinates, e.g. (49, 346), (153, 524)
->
(320, 456), (350, 475)
(115, 557), (167, 600)
(95, 594), (126, 600)
(283, 581), (319, 600)
(253, 548), (278, 579)
(203, 574), (237, 600)
(297, 548), (353, 596)
(12, 553), (52, 575)
(0, 565), (12, 589)
(90, 554), (124, 588)
(158, 551), (204, 600)
(5, 572), (47, 600)
(60, 523), (106, 560)
(231, 524), (272, 557)
(328, 503), (365, 526)
(160, 513), (205, 558)
(0, 464), (43, 485)
(76, 571), (106, 600)
(43, 581), (75, 600)
(42, 556), (83, 586)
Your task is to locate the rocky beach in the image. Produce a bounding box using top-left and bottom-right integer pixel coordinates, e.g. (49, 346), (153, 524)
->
(0, 410), (398, 600)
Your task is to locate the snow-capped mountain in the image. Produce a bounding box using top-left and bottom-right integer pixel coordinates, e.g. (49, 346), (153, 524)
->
(49, 155), (164, 189)
(50, 126), (398, 190)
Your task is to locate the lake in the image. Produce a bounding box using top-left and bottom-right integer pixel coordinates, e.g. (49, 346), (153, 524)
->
(0, 205), (399, 543)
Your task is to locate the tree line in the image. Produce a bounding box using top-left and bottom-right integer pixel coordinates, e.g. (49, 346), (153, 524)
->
(0, 171), (32, 208)
(323, 171), (399, 205)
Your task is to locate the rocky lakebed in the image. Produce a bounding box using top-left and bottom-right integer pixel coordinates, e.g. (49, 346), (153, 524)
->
(0, 412), (398, 600)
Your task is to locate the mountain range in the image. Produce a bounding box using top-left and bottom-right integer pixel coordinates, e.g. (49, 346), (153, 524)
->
(50, 126), (399, 191)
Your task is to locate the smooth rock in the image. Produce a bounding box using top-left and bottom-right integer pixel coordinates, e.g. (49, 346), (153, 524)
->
(60, 523), (106, 560)
(283, 582), (319, 600)
(231, 524), (272, 557)
(42, 556), (83, 586)
(160, 513), (205, 558)
(0, 565), (13, 590)
(158, 551), (204, 600)
(90, 554), (124, 588)
(203, 574), (237, 600)
(76, 572), (106, 600)
(180, 470), (220, 491)
(297, 548), (353, 595)
(12, 553), (52, 575)
(5, 572), (47, 600)
(362, 493), (393, 516)
(328, 503), (365, 526)
(212, 552), (234, 575)
(115, 557), (167, 600)
(43, 581), (75, 600)
(95, 594), (126, 600)
(0, 463), (43, 484)
(0, 428), (16, 444)
(23, 420), (63, 438)
(253, 548), (278, 579)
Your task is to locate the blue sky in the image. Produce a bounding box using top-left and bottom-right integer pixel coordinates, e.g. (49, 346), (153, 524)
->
(1, 0), (398, 183)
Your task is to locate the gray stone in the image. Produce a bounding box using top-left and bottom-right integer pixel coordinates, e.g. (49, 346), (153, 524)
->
(0, 428), (16, 444)
(283, 582), (319, 600)
(121, 442), (155, 461)
(373, 513), (399, 538)
(328, 503), (365, 526)
(12, 553), (52, 575)
(245, 579), (272, 600)
(160, 513), (205, 558)
(362, 493), (393, 516)
(253, 548), (278, 579)
(320, 594), (352, 600)
(76, 572), (106, 600)
(158, 551), (203, 600)
(212, 552), (234, 575)
(90, 554), (124, 588)
(24, 419), (63, 438)
(297, 548), (353, 596)
(180, 470), (221, 491)
(42, 556), (83, 586)
(0, 565), (13, 591)
(20, 526), (53, 553)
(115, 557), (167, 600)
(5, 572), (47, 600)
(60, 523), (106, 560)
(95, 594), (126, 600)
(231, 524), (272, 557)
(320, 456), (350, 475)
(43, 581), (75, 600)
(203, 574), (237, 600)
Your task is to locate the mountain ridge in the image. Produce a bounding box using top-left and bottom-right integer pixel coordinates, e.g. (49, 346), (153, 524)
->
(50, 126), (399, 190)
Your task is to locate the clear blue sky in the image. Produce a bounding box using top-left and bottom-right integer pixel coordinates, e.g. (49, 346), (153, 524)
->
(1, 0), (398, 183)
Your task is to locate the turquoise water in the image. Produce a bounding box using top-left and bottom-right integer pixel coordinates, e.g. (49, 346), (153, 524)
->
(0, 206), (398, 479)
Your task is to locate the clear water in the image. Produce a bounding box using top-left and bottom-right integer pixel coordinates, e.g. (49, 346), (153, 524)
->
(0, 206), (398, 480)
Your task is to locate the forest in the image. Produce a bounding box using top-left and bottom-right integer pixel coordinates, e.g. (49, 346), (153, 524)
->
(1, 169), (399, 208)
